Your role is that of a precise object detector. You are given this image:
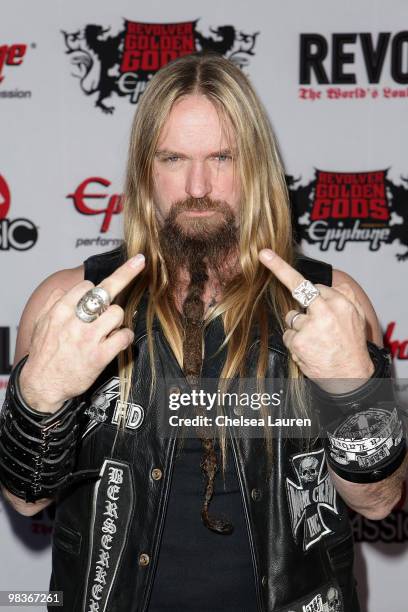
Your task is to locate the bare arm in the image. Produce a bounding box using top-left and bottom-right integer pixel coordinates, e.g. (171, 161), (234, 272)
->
(328, 269), (407, 520)
(1, 252), (144, 516)
(0, 264), (84, 517)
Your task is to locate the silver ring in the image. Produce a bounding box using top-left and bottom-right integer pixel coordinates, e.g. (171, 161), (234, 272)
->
(75, 287), (111, 323)
(289, 312), (304, 330)
(292, 279), (320, 308)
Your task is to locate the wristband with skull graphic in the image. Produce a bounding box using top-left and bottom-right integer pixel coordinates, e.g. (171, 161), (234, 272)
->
(312, 342), (406, 483)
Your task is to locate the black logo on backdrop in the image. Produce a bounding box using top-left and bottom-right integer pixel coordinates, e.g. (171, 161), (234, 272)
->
(351, 510), (408, 543)
(0, 327), (13, 375)
(288, 170), (408, 260)
(299, 33), (408, 85)
(62, 20), (258, 113)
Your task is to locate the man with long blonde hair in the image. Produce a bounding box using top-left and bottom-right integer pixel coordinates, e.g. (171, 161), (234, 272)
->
(0, 52), (406, 612)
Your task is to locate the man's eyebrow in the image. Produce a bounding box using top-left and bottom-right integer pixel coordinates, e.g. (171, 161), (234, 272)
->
(155, 149), (183, 157)
(155, 148), (236, 157)
(209, 148), (235, 157)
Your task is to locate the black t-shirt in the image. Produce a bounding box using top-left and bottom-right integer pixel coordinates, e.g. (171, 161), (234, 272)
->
(147, 316), (258, 612)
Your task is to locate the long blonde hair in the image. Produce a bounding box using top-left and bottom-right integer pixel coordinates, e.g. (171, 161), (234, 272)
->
(116, 52), (306, 470)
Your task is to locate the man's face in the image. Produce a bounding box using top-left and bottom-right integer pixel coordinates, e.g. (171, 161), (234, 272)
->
(152, 94), (240, 236)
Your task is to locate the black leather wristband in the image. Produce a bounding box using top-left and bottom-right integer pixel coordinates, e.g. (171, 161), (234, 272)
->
(0, 354), (90, 502)
(312, 342), (407, 483)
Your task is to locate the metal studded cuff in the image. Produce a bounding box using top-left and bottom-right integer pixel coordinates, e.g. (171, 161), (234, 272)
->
(312, 342), (407, 483)
(0, 354), (86, 502)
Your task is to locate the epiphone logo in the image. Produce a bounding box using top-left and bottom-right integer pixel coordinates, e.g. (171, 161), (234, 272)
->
(0, 44), (27, 83)
(67, 177), (123, 233)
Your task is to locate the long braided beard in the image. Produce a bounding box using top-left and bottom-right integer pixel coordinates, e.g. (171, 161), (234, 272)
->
(159, 196), (239, 535)
(182, 255), (233, 535)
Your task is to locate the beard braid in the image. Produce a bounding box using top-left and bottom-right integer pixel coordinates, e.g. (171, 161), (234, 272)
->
(182, 254), (234, 535)
(158, 196), (238, 535)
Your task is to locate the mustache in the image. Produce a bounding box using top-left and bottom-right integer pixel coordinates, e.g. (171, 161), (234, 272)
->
(169, 196), (233, 217)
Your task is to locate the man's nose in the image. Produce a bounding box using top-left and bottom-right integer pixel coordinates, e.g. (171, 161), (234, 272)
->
(185, 161), (212, 199)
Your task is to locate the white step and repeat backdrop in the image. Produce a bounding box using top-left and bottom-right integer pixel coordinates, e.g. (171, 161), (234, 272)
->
(1, 1), (408, 610)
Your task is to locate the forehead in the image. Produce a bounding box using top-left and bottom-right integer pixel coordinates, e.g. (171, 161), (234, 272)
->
(157, 94), (235, 153)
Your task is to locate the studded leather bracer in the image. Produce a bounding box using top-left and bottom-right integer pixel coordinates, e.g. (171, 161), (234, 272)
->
(313, 341), (406, 483)
(0, 354), (89, 502)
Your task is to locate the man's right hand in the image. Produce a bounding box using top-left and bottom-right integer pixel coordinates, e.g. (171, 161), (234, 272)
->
(18, 253), (145, 413)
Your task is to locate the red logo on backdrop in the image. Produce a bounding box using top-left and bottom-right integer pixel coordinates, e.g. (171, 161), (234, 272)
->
(120, 21), (196, 74)
(288, 169), (408, 260)
(0, 174), (37, 251)
(62, 20), (258, 113)
(67, 177), (123, 233)
(0, 44), (27, 83)
(0, 174), (11, 218)
(310, 170), (389, 222)
(384, 322), (408, 360)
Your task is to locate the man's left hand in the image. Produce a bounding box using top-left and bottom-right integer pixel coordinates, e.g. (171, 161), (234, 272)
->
(258, 248), (375, 382)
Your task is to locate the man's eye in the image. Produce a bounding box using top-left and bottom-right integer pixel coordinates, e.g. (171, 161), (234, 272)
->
(164, 156), (181, 163)
(214, 154), (232, 162)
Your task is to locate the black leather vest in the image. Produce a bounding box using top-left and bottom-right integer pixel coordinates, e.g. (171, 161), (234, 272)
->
(49, 246), (360, 612)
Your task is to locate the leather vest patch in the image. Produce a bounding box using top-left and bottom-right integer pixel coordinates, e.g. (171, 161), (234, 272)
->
(283, 582), (343, 611)
(82, 376), (145, 439)
(286, 449), (338, 551)
(82, 459), (134, 612)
